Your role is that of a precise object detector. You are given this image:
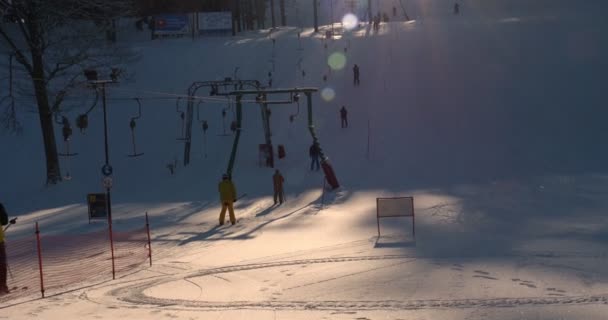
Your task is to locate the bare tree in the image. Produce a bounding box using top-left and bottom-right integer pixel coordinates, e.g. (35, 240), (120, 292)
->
(0, 0), (137, 184)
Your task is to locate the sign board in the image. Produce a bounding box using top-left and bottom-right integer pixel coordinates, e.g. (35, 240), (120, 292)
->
(376, 197), (415, 238)
(101, 164), (113, 177)
(87, 193), (108, 222)
(377, 197), (414, 217)
(153, 14), (190, 36)
(198, 12), (232, 34)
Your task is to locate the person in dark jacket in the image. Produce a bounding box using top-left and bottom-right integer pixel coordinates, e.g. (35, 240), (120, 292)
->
(353, 64), (360, 86)
(309, 142), (321, 171)
(218, 174), (237, 225)
(273, 169), (285, 205)
(0, 202), (14, 295)
(340, 106), (348, 128)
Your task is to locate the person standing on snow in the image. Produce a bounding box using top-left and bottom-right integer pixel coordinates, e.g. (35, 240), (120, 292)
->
(273, 169), (285, 205)
(218, 174), (237, 225)
(454, 2), (460, 15)
(1, 202), (15, 295)
(309, 142), (321, 171)
(340, 106), (348, 128)
(353, 64), (360, 86)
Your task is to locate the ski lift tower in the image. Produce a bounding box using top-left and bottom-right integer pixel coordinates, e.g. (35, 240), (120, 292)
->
(227, 87), (340, 190)
(183, 78), (261, 166)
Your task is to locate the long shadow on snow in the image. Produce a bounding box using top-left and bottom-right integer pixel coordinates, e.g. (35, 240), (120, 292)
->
(175, 201), (318, 245)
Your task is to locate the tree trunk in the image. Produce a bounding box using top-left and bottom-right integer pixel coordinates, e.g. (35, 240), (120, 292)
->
(31, 50), (61, 184)
(279, 0), (286, 26)
(270, 0), (276, 28)
(256, 0), (266, 29)
(313, 0), (318, 32)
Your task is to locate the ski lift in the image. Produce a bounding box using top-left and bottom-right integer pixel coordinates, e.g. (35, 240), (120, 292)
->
(289, 93), (300, 123)
(218, 97), (233, 136)
(196, 100), (208, 158)
(176, 97), (187, 141)
(127, 98), (144, 158)
(56, 115), (78, 180)
(75, 90), (99, 134)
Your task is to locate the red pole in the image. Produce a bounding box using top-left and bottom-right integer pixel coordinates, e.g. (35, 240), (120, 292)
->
(145, 212), (152, 267)
(108, 213), (116, 280)
(35, 222), (45, 298)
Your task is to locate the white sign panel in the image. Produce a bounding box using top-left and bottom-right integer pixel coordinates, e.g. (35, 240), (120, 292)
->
(102, 177), (113, 189)
(198, 12), (232, 32)
(377, 197), (414, 217)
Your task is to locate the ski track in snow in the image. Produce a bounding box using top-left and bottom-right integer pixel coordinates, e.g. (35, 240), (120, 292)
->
(76, 254), (608, 311)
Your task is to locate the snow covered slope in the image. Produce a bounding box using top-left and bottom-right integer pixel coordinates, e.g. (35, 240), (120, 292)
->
(2, 0), (608, 318)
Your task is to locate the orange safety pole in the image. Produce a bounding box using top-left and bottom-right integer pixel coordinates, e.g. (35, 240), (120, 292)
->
(35, 222), (45, 298)
(145, 212), (152, 266)
(108, 213), (116, 280)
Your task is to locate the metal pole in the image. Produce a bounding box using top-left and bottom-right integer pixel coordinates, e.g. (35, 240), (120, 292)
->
(226, 95), (243, 177)
(330, 0), (334, 35)
(35, 222), (45, 298)
(101, 84), (112, 224)
(101, 83), (116, 280)
(184, 95), (195, 166)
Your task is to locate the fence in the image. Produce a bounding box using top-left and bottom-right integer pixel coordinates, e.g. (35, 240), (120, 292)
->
(1, 213), (152, 303)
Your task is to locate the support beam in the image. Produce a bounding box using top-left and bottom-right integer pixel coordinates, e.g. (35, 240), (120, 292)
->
(227, 95), (243, 177)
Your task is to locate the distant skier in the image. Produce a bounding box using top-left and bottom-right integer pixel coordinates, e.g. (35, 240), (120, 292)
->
(340, 106), (348, 128)
(309, 142), (321, 171)
(218, 174), (237, 225)
(454, 2), (460, 15)
(393, 6), (397, 17)
(272, 169), (285, 205)
(0, 202), (15, 295)
(353, 64), (360, 86)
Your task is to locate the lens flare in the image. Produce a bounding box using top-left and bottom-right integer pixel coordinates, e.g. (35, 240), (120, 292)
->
(342, 13), (359, 31)
(327, 52), (346, 70)
(321, 87), (336, 102)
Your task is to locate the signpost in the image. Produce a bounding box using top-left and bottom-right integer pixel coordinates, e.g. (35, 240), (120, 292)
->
(87, 193), (108, 223)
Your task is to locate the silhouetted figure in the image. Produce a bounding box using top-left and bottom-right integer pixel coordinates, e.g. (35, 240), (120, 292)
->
(309, 142), (321, 171)
(340, 106), (348, 128)
(272, 169), (285, 205)
(454, 2), (460, 15)
(353, 64), (360, 86)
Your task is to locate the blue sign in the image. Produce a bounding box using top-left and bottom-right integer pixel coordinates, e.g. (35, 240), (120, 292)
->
(154, 14), (189, 36)
(101, 164), (113, 177)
